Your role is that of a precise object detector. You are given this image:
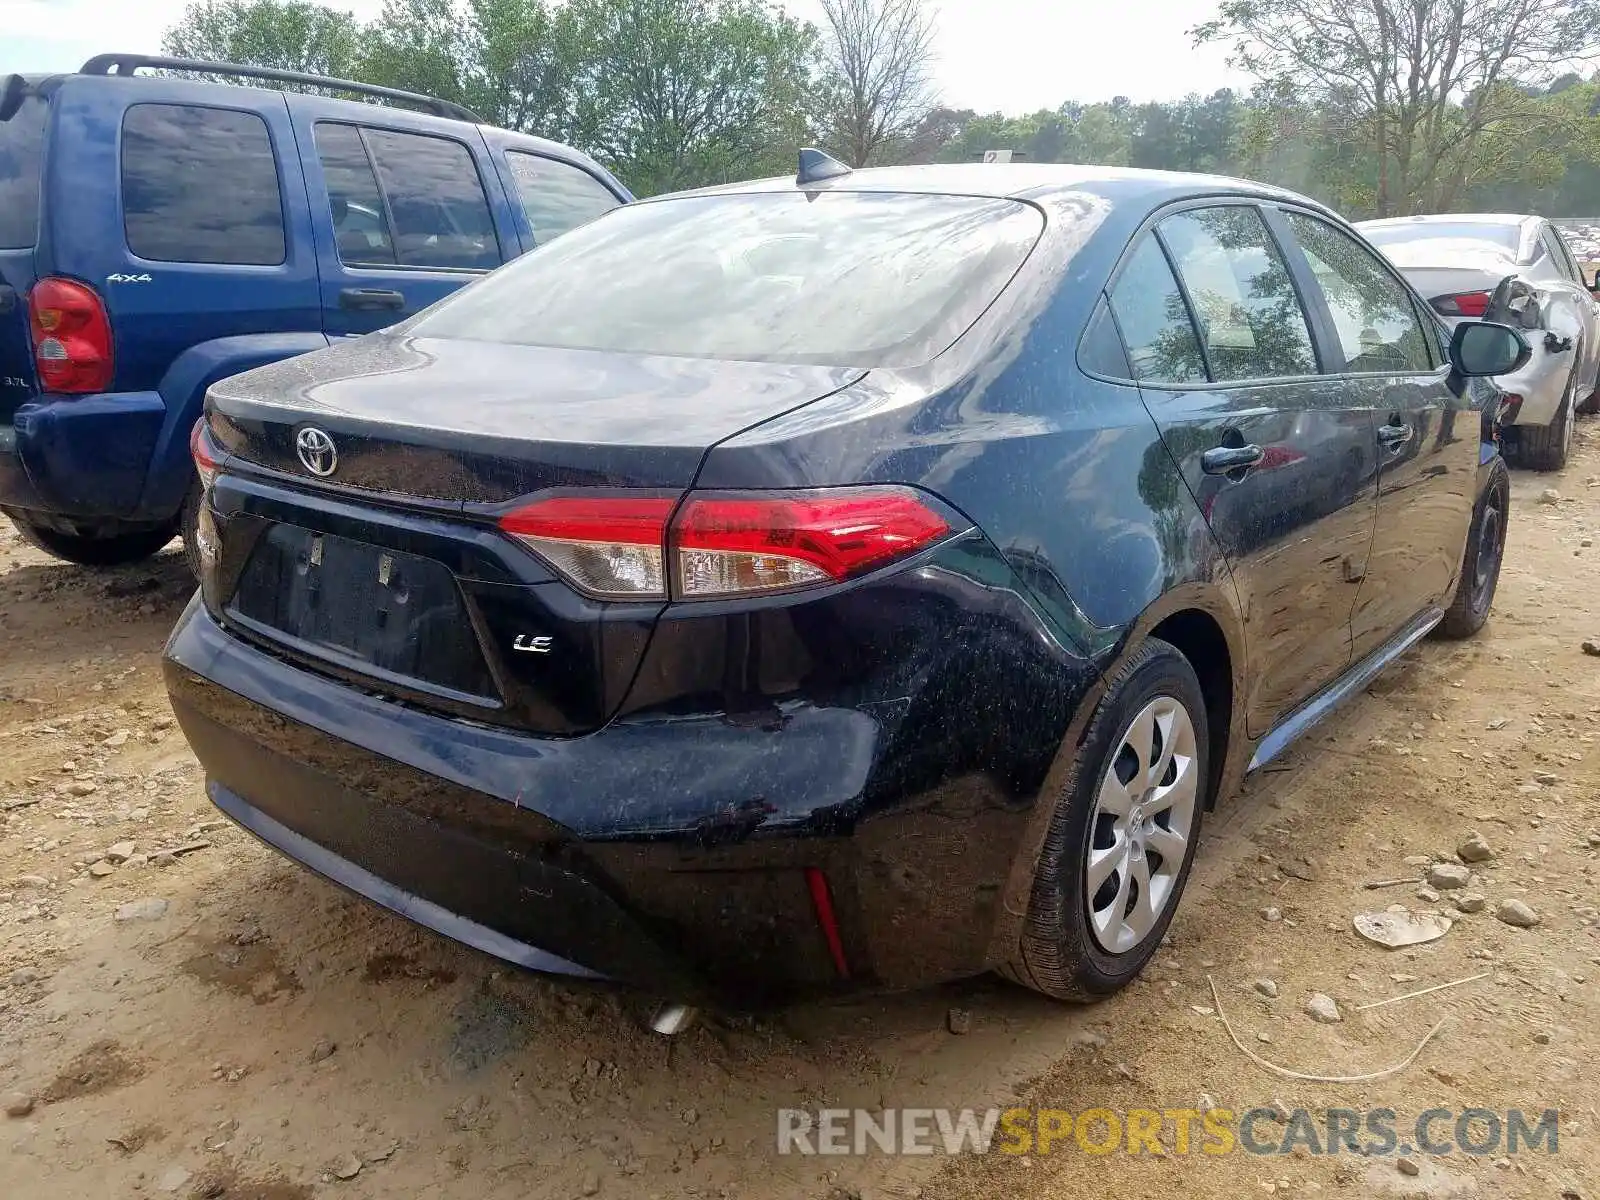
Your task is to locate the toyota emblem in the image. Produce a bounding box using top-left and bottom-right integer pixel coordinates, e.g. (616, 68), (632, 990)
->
(295, 427), (338, 477)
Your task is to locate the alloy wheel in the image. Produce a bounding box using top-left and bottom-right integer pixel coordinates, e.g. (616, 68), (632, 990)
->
(1085, 695), (1200, 954)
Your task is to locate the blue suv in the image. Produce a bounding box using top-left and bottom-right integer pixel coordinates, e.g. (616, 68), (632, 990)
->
(0, 54), (630, 569)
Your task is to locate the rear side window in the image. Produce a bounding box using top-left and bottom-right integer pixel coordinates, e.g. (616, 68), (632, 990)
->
(1108, 236), (1206, 384)
(121, 104), (285, 265)
(0, 88), (47, 250)
(505, 152), (620, 245)
(1158, 206), (1318, 382)
(411, 191), (1045, 368)
(1287, 212), (1433, 374)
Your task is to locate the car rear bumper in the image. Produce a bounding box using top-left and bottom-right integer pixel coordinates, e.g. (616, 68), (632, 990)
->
(0, 392), (167, 519)
(165, 586), (1094, 1003)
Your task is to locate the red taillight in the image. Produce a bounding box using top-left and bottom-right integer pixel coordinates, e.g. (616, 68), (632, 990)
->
(497, 486), (952, 600)
(674, 488), (950, 598)
(190, 419), (220, 490)
(28, 277), (113, 393)
(1432, 290), (1492, 318)
(500, 495), (676, 598)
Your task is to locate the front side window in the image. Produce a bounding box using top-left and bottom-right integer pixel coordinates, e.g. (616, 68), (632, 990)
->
(410, 191), (1045, 368)
(1288, 212), (1433, 374)
(363, 128), (499, 270)
(121, 104), (285, 265)
(1107, 235), (1206, 384)
(505, 152), (620, 245)
(1158, 206), (1318, 382)
(315, 123), (501, 271)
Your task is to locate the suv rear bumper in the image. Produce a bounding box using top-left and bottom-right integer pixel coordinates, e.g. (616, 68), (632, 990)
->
(0, 393), (167, 520)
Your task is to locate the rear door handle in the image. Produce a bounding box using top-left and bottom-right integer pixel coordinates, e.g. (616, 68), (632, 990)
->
(0, 285), (15, 315)
(1378, 421), (1413, 448)
(339, 287), (406, 312)
(1201, 444), (1265, 476)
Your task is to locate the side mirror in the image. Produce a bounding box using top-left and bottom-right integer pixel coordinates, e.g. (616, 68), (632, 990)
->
(1448, 321), (1531, 378)
(1590, 268), (1600, 295)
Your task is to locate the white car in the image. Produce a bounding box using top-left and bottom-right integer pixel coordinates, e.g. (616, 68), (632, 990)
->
(1358, 214), (1600, 471)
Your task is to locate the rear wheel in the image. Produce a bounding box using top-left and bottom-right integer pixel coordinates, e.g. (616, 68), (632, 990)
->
(1516, 370), (1574, 471)
(1435, 458), (1509, 640)
(1002, 638), (1209, 1001)
(6, 513), (178, 567)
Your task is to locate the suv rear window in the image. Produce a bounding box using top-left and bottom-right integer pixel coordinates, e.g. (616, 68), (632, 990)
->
(412, 191), (1044, 367)
(121, 104), (286, 265)
(0, 85), (47, 250)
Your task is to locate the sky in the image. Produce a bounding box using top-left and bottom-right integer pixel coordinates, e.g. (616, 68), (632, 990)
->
(0, 0), (1250, 112)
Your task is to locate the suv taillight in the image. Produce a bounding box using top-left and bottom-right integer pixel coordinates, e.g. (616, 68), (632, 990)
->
(28, 277), (113, 393)
(498, 487), (953, 600)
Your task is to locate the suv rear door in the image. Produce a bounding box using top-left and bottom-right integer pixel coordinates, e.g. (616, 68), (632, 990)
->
(0, 76), (48, 424)
(287, 98), (519, 336)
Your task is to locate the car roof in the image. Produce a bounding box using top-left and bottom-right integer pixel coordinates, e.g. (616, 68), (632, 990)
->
(647, 162), (1331, 213)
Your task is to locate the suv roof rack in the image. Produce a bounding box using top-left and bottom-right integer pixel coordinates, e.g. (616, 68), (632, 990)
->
(77, 53), (486, 124)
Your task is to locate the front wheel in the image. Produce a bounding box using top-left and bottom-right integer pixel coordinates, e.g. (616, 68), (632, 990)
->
(1435, 457), (1509, 640)
(1002, 638), (1209, 1001)
(6, 513), (178, 567)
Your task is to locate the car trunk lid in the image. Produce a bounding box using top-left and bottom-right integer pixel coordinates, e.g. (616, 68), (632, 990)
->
(204, 332), (865, 735)
(206, 332), (864, 500)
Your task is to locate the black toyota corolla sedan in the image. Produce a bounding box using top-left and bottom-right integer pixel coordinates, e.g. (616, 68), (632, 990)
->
(165, 155), (1527, 1008)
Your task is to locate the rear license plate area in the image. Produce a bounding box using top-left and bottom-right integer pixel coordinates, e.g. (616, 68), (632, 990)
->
(226, 524), (498, 702)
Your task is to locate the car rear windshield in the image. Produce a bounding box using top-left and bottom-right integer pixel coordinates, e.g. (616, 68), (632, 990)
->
(0, 84), (47, 250)
(411, 191), (1045, 367)
(1362, 221), (1521, 253)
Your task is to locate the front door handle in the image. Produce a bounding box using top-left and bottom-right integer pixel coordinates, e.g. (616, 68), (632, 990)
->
(1201, 444), (1266, 476)
(1378, 421), (1414, 448)
(339, 287), (406, 312)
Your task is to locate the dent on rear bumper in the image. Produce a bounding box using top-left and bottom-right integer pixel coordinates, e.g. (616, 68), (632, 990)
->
(162, 527), (1101, 1000)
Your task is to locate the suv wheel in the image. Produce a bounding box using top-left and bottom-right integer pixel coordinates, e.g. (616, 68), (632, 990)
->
(1002, 638), (1209, 1001)
(1435, 458), (1509, 640)
(1517, 371), (1574, 471)
(6, 513), (178, 568)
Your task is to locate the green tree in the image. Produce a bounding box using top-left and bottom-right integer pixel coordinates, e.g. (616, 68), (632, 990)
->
(161, 0), (364, 78)
(564, 0), (816, 195)
(813, 0), (939, 167)
(1195, 0), (1600, 215)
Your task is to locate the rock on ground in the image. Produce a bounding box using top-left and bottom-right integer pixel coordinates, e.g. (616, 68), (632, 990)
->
(1497, 898), (1541, 928)
(1304, 993), (1342, 1024)
(1456, 831), (1493, 863)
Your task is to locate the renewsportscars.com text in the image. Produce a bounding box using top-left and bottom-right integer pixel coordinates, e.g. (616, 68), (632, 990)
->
(775, 1106), (1560, 1158)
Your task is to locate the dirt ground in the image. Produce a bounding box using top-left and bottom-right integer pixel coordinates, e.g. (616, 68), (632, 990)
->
(2, 427), (1597, 1200)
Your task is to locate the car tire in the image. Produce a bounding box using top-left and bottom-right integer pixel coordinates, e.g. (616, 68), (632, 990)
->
(6, 512), (178, 567)
(1434, 457), (1510, 640)
(1002, 637), (1210, 1001)
(1516, 371), (1574, 471)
